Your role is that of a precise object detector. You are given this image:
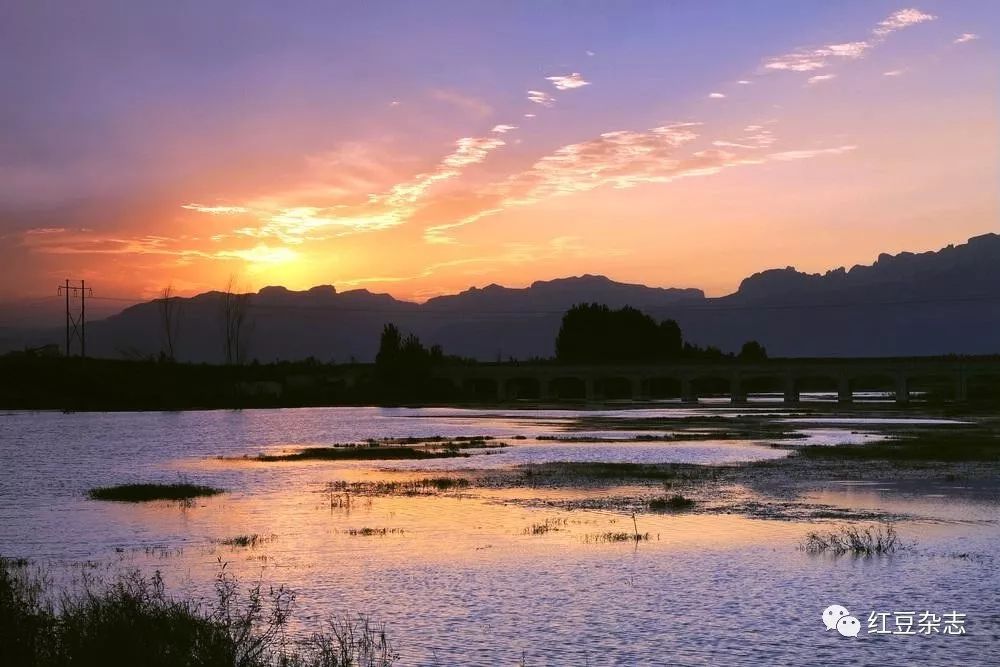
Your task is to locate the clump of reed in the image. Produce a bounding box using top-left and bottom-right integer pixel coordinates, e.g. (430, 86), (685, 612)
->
(582, 532), (651, 544)
(220, 534), (273, 548)
(648, 495), (696, 512)
(344, 528), (404, 537)
(802, 523), (901, 556)
(797, 429), (1000, 462)
(0, 556), (397, 666)
(324, 477), (471, 497)
(523, 518), (568, 535)
(88, 483), (223, 503)
(256, 446), (464, 462)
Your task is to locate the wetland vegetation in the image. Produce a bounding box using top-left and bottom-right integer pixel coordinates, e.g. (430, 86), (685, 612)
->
(802, 524), (902, 556)
(0, 557), (397, 666)
(88, 483), (224, 503)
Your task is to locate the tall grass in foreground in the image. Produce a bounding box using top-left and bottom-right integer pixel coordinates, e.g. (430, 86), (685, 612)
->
(802, 523), (901, 556)
(0, 557), (397, 667)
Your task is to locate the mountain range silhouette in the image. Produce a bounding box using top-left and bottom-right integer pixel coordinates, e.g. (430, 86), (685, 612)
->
(3, 233), (997, 361)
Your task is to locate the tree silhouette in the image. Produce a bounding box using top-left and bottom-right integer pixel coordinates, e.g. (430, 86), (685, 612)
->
(220, 276), (252, 365)
(555, 303), (765, 363)
(738, 340), (768, 361)
(556, 303), (686, 363)
(376, 324), (402, 366)
(375, 323), (441, 399)
(157, 283), (182, 361)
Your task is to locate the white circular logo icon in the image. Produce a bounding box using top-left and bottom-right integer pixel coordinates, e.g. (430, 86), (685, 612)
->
(822, 604), (850, 631)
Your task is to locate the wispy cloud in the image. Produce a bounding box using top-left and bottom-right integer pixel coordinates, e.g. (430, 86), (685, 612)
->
(527, 90), (556, 106)
(23, 226), (301, 269)
(807, 74), (837, 85)
(424, 122), (855, 243)
(709, 92), (726, 99)
(336, 235), (623, 292)
(767, 145), (856, 161)
(883, 69), (905, 76)
(713, 126), (776, 150)
(762, 8), (935, 73)
(872, 8), (936, 37)
(183, 131), (510, 245)
(737, 80), (752, 85)
(954, 33), (979, 44)
(181, 203), (249, 215)
(764, 41), (870, 72)
(24, 227), (68, 235)
(215, 244), (299, 264)
(546, 73), (590, 90)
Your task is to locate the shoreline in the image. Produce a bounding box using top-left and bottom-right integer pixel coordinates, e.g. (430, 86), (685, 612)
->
(2, 398), (992, 415)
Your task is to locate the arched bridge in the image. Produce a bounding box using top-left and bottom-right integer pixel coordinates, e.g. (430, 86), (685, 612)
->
(431, 358), (1000, 404)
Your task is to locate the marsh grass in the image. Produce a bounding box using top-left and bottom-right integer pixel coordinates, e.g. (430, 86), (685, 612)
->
(0, 556), (397, 666)
(523, 518), (568, 535)
(419, 477), (471, 491)
(582, 532), (651, 544)
(324, 477), (471, 497)
(88, 483), (223, 503)
(221, 534), (273, 549)
(368, 435), (503, 448)
(520, 462), (721, 488)
(257, 447), (466, 462)
(802, 523), (901, 556)
(648, 495), (696, 511)
(344, 528), (404, 537)
(251, 436), (509, 463)
(798, 430), (1000, 462)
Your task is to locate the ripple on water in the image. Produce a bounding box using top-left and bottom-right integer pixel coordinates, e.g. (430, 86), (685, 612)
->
(1, 407), (997, 665)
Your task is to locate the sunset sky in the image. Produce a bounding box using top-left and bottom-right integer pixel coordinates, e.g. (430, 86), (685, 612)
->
(1, 1), (997, 303)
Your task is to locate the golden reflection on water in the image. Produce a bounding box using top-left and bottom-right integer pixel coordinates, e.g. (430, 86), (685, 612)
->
(117, 475), (806, 574)
(5, 407), (999, 665)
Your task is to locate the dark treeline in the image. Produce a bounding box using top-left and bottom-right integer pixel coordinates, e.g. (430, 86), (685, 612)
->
(556, 303), (767, 363)
(2, 303), (990, 409)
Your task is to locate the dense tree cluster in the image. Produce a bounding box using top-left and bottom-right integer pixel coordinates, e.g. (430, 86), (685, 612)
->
(375, 324), (445, 398)
(555, 303), (765, 364)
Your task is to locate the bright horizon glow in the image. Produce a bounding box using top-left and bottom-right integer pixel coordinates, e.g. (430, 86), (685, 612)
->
(0, 2), (996, 302)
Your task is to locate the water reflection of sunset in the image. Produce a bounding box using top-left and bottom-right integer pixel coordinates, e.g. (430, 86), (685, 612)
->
(2, 406), (997, 663)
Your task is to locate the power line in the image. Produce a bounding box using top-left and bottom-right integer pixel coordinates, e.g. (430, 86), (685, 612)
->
(57, 279), (93, 357)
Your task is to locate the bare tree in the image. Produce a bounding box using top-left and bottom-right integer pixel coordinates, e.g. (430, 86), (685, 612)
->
(158, 283), (182, 361)
(220, 275), (253, 365)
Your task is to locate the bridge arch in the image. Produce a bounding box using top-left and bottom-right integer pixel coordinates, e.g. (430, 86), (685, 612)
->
(686, 375), (736, 403)
(504, 377), (541, 400)
(548, 376), (588, 400)
(646, 377), (682, 399)
(463, 377), (501, 401)
(739, 374), (787, 402)
(848, 372), (904, 403)
(965, 372), (1000, 402)
(789, 374), (844, 403)
(594, 376), (636, 400)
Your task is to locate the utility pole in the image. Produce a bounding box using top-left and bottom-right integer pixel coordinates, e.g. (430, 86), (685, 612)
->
(57, 279), (93, 357)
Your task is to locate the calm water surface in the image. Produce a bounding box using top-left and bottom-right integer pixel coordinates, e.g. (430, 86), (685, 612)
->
(1, 407), (996, 665)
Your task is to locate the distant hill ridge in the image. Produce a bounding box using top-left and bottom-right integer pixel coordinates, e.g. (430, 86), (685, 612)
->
(2, 234), (997, 360)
